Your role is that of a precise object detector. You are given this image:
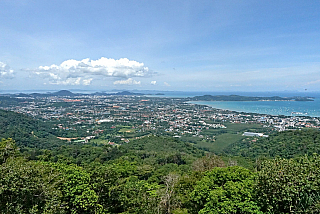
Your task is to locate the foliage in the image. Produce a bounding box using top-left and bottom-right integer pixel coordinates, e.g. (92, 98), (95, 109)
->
(175, 171), (204, 213)
(0, 159), (102, 214)
(51, 163), (102, 213)
(256, 154), (320, 213)
(88, 159), (161, 213)
(0, 158), (64, 213)
(0, 138), (102, 214)
(0, 96), (29, 107)
(225, 129), (320, 159)
(159, 173), (181, 214)
(3, 107), (320, 213)
(190, 166), (262, 214)
(183, 122), (267, 153)
(192, 154), (225, 172)
(124, 136), (204, 158)
(0, 138), (19, 164)
(0, 109), (64, 150)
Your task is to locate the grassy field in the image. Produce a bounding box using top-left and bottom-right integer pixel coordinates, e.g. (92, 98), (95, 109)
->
(193, 133), (245, 153)
(183, 122), (266, 153)
(223, 122), (266, 133)
(212, 133), (245, 152)
(118, 128), (135, 133)
(116, 125), (131, 128)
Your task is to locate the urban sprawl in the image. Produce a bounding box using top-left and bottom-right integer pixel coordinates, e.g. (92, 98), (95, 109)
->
(1, 94), (319, 146)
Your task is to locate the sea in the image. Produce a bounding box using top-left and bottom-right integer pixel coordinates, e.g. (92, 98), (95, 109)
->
(147, 91), (320, 117)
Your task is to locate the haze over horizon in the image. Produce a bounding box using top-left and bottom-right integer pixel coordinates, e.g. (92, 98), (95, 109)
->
(1, 1), (319, 92)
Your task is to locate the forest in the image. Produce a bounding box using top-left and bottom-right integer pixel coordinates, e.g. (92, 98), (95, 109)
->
(1, 109), (320, 213)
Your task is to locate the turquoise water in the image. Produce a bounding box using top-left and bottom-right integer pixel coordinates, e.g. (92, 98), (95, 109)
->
(146, 91), (320, 117)
(190, 100), (320, 117)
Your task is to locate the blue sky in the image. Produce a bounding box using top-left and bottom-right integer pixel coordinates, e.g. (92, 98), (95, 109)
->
(0, 0), (319, 92)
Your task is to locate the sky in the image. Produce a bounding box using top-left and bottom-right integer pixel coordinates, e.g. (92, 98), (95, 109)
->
(0, 0), (320, 92)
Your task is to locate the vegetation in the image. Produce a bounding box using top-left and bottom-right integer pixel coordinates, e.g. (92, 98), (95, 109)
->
(256, 155), (320, 213)
(0, 109), (64, 149)
(181, 122), (269, 153)
(226, 129), (320, 159)
(0, 96), (29, 107)
(1, 109), (320, 213)
(190, 166), (262, 214)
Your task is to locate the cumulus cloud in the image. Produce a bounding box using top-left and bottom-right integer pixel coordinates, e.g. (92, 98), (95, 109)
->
(151, 81), (156, 85)
(33, 57), (151, 85)
(0, 62), (14, 79)
(83, 78), (93, 85)
(113, 78), (141, 85)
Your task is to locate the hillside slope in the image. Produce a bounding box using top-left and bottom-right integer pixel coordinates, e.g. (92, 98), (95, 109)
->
(225, 129), (320, 158)
(0, 109), (63, 149)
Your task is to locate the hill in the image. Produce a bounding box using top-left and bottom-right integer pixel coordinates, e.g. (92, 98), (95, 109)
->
(0, 109), (204, 165)
(121, 136), (204, 164)
(51, 90), (75, 96)
(224, 128), (320, 159)
(5, 90), (145, 97)
(0, 96), (29, 107)
(30, 90), (75, 97)
(191, 94), (314, 101)
(92, 91), (144, 96)
(0, 109), (63, 149)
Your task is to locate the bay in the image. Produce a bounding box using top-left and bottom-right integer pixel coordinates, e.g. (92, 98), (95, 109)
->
(189, 100), (320, 117)
(147, 91), (320, 117)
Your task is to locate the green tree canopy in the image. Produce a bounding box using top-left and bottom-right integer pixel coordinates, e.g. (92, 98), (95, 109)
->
(190, 166), (262, 214)
(256, 154), (320, 213)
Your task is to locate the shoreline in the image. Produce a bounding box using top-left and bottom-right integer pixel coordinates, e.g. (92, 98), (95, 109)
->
(188, 101), (320, 118)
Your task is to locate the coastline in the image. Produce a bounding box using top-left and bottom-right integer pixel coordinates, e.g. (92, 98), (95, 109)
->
(188, 100), (320, 117)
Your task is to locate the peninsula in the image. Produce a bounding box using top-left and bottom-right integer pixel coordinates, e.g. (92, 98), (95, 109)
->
(190, 95), (314, 101)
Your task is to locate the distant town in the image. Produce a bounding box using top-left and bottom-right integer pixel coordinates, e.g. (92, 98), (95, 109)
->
(1, 90), (319, 147)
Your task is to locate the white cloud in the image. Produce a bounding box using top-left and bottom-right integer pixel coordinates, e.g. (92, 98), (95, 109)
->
(33, 57), (151, 85)
(0, 62), (15, 79)
(83, 78), (93, 85)
(45, 77), (81, 85)
(151, 80), (156, 85)
(164, 82), (170, 86)
(306, 79), (320, 85)
(113, 78), (141, 85)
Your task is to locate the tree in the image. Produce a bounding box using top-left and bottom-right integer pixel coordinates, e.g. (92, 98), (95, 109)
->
(190, 166), (262, 214)
(50, 163), (102, 214)
(192, 154), (225, 172)
(0, 138), (19, 164)
(89, 159), (160, 213)
(0, 158), (64, 213)
(0, 157), (103, 213)
(256, 155), (320, 213)
(159, 173), (180, 214)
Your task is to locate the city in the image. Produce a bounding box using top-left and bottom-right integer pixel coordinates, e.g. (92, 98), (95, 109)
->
(1, 93), (319, 148)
